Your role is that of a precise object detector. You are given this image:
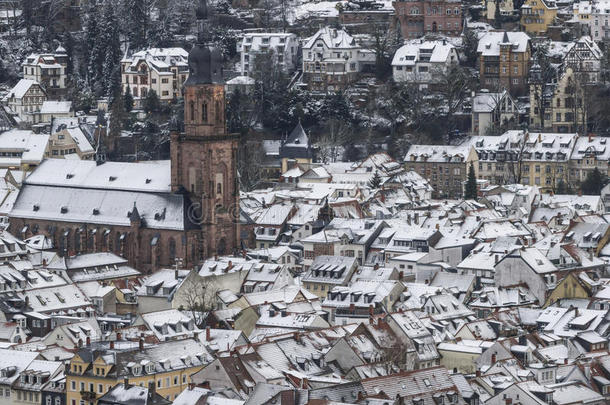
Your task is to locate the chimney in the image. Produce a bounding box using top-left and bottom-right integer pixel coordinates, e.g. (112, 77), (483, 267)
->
(476, 370), (481, 377)
(175, 269), (179, 280)
(124, 377), (129, 388)
(374, 263), (379, 270)
(110, 340), (115, 349)
(398, 271), (404, 280)
(42, 258), (47, 267)
(206, 326), (211, 341)
(86, 336), (91, 346)
(117, 332), (122, 341)
(491, 353), (497, 364)
(139, 338), (144, 351)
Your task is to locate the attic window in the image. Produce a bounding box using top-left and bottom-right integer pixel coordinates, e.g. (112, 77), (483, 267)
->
(60, 207), (68, 214)
(109, 176), (117, 182)
(92, 209), (100, 215)
(145, 179), (151, 184)
(33, 204), (39, 211)
(66, 174), (74, 179)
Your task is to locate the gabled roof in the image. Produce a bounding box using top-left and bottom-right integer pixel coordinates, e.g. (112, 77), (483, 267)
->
(304, 27), (358, 50)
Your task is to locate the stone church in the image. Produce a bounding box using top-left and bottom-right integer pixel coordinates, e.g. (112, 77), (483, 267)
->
(8, 0), (240, 273)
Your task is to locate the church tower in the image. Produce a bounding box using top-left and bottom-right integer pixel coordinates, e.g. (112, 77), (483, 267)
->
(171, 0), (240, 259)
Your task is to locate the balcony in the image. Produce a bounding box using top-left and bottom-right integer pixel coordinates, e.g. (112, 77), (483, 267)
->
(80, 391), (96, 401)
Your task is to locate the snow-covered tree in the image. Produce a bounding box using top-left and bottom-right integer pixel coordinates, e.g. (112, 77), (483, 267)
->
(124, 0), (149, 50)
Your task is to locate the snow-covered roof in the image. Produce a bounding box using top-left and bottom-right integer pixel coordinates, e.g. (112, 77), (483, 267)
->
(0, 129), (49, 165)
(477, 31), (531, 56)
(392, 40), (455, 66)
(304, 27), (358, 50)
(6, 79), (40, 99)
(39, 101), (71, 115)
(25, 159), (171, 193)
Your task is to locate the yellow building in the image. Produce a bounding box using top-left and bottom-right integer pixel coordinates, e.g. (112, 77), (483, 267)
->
(544, 272), (590, 307)
(66, 339), (210, 404)
(530, 68), (587, 133)
(521, 0), (558, 35)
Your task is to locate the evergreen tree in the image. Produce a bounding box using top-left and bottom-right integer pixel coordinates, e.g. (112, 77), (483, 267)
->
(108, 95), (124, 146)
(124, 87), (134, 113)
(581, 167), (605, 195)
(21, 0), (34, 36)
(86, 5), (105, 95)
(144, 89), (161, 113)
(125, 0), (148, 50)
(101, 1), (122, 101)
(463, 29), (479, 68)
(464, 162), (478, 200)
(64, 32), (75, 76)
(368, 170), (382, 189)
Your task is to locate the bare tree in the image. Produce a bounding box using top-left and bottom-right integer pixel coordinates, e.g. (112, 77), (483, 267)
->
(316, 118), (352, 163)
(178, 274), (218, 327)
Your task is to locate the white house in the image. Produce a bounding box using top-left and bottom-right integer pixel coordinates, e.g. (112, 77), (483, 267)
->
(239, 32), (299, 75)
(121, 47), (189, 106)
(391, 40), (458, 86)
(22, 45), (68, 97)
(471, 90), (519, 135)
(302, 26), (374, 91)
(562, 36), (602, 83)
(3, 79), (47, 124)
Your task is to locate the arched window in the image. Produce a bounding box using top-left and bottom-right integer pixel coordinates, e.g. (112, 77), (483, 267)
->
(202, 103), (208, 123)
(115, 232), (121, 253)
(169, 238), (176, 261)
(217, 182), (222, 195)
(75, 230), (81, 253)
(215, 100), (221, 123)
(217, 238), (226, 256)
(190, 101), (195, 122)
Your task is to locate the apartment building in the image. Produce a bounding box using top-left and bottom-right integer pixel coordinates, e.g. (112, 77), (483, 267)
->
(477, 31), (531, 96)
(22, 45), (69, 99)
(471, 131), (576, 193)
(393, 0), (463, 39)
(121, 48), (189, 106)
(520, 0), (558, 35)
(239, 32), (299, 75)
(302, 27), (374, 91)
(589, 0), (610, 41)
(570, 135), (610, 184)
(529, 67), (587, 132)
(66, 339), (210, 404)
(404, 143), (478, 198)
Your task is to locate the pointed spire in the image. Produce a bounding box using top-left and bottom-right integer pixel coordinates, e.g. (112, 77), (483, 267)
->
(130, 201), (141, 222)
(502, 31), (510, 44)
(196, 0), (209, 44)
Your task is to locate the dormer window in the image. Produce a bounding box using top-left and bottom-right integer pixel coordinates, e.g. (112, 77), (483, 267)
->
(132, 365), (141, 375)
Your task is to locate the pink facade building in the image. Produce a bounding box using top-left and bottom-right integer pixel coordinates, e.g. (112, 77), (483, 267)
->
(393, 0), (463, 39)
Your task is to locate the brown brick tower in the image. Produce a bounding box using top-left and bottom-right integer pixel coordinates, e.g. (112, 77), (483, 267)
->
(170, 0), (240, 259)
